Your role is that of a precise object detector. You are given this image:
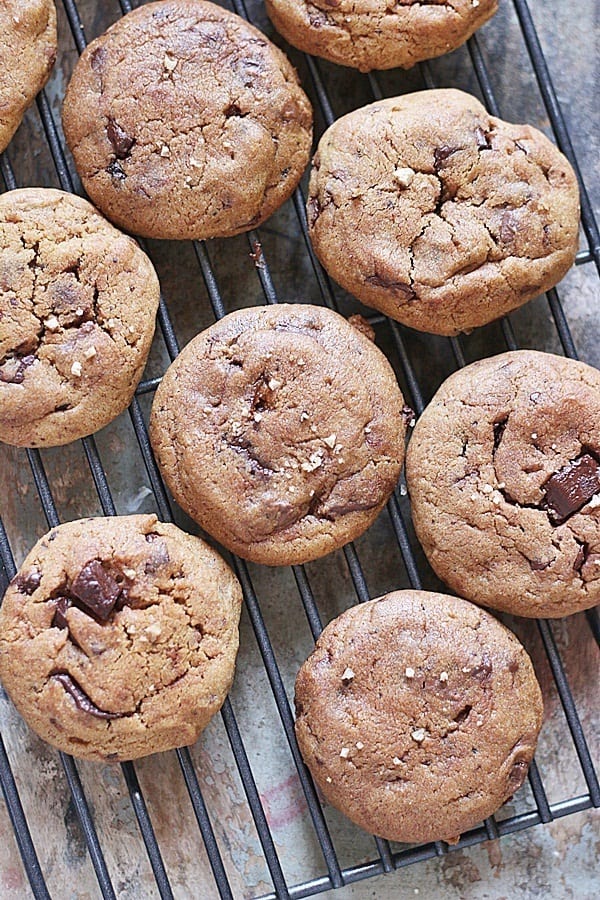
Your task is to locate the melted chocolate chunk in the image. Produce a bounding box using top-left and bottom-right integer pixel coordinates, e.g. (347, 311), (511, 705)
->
(52, 597), (70, 629)
(15, 569), (41, 595)
(500, 210), (519, 243)
(433, 145), (458, 168)
(365, 274), (416, 299)
(0, 355), (36, 385)
(107, 118), (134, 158)
(90, 46), (106, 72)
(471, 653), (493, 681)
(53, 672), (123, 720)
(543, 453), (600, 524)
(70, 560), (121, 620)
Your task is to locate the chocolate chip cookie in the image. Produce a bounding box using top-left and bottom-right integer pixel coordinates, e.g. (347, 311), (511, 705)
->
(295, 590), (543, 845)
(0, 514), (242, 761)
(0, 188), (160, 448)
(308, 89), (580, 336)
(406, 350), (600, 618)
(266, 0), (497, 73)
(62, 0), (313, 241)
(150, 304), (408, 566)
(0, 1), (57, 153)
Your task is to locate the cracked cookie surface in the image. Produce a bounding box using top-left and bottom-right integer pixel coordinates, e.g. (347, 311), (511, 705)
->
(62, 0), (313, 240)
(0, 188), (160, 447)
(149, 304), (408, 566)
(295, 590), (543, 844)
(0, 514), (242, 761)
(0, 0), (57, 153)
(308, 90), (579, 336)
(406, 350), (600, 617)
(266, 0), (497, 73)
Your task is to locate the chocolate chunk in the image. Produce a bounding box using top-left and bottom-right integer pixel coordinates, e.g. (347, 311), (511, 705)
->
(573, 542), (589, 573)
(365, 274), (416, 300)
(543, 453), (600, 524)
(0, 355), (36, 385)
(500, 210), (519, 243)
(70, 560), (121, 620)
(224, 103), (242, 118)
(433, 145), (458, 168)
(144, 541), (170, 574)
(52, 597), (70, 630)
(53, 672), (122, 720)
(106, 160), (126, 181)
(107, 119), (134, 158)
(475, 127), (491, 150)
(15, 569), (41, 595)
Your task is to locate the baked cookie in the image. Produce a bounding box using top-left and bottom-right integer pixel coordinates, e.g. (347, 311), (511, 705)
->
(295, 590), (543, 845)
(0, 514), (242, 761)
(406, 351), (600, 618)
(266, 0), (497, 73)
(150, 304), (409, 566)
(62, 0), (313, 240)
(0, 1), (57, 153)
(0, 188), (160, 448)
(308, 89), (580, 336)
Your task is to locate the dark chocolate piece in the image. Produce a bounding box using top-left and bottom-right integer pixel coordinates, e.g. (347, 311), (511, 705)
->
(500, 210), (519, 243)
(53, 672), (123, 720)
(52, 597), (70, 630)
(107, 118), (134, 158)
(433, 145), (458, 168)
(543, 453), (600, 524)
(15, 569), (41, 595)
(70, 560), (121, 621)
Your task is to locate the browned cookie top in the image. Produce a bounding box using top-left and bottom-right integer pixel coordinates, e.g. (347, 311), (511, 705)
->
(0, 515), (242, 761)
(295, 591), (543, 845)
(406, 350), (600, 618)
(0, 0), (57, 153)
(308, 90), (579, 336)
(62, 0), (313, 240)
(0, 189), (160, 448)
(150, 304), (408, 566)
(266, 0), (497, 73)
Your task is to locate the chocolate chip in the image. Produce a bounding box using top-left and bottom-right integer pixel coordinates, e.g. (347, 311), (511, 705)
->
(475, 127), (491, 150)
(107, 118), (134, 158)
(500, 210), (519, 243)
(52, 597), (70, 629)
(70, 560), (121, 621)
(0, 355), (36, 384)
(53, 672), (123, 719)
(15, 569), (41, 595)
(543, 453), (600, 524)
(106, 160), (126, 181)
(471, 653), (492, 681)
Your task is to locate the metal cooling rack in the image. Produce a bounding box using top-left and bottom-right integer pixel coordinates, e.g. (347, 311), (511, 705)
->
(0, 0), (598, 897)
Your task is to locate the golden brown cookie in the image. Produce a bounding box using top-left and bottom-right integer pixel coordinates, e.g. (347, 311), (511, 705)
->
(266, 0), (497, 73)
(406, 351), (600, 618)
(0, 0), (57, 153)
(62, 0), (313, 240)
(150, 304), (409, 566)
(295, 590), (543, 844)
(0, 188), (160, 448)
(0, 515), (242, 762)
(308, 90), (580, 336)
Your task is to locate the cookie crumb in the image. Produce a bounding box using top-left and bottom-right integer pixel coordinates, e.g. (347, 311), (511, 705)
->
(341, 666), (355, 684)
(439, 671), (449, 682)
(45, 316), (60, 332)
(323, 433), (337, 448)
(70, 361), (82, 377)
(405, 667), (415, 678)
(340, 747), (350, 759)
(411, 728), (426, 742)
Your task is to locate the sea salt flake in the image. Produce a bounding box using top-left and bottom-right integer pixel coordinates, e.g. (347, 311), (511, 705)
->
(411, 728), (426, 742)
(405, 667), (415, 678)
(323, 433), (337, 448)
(339, 747), (350, 759)
(70, 361), (82, 377)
